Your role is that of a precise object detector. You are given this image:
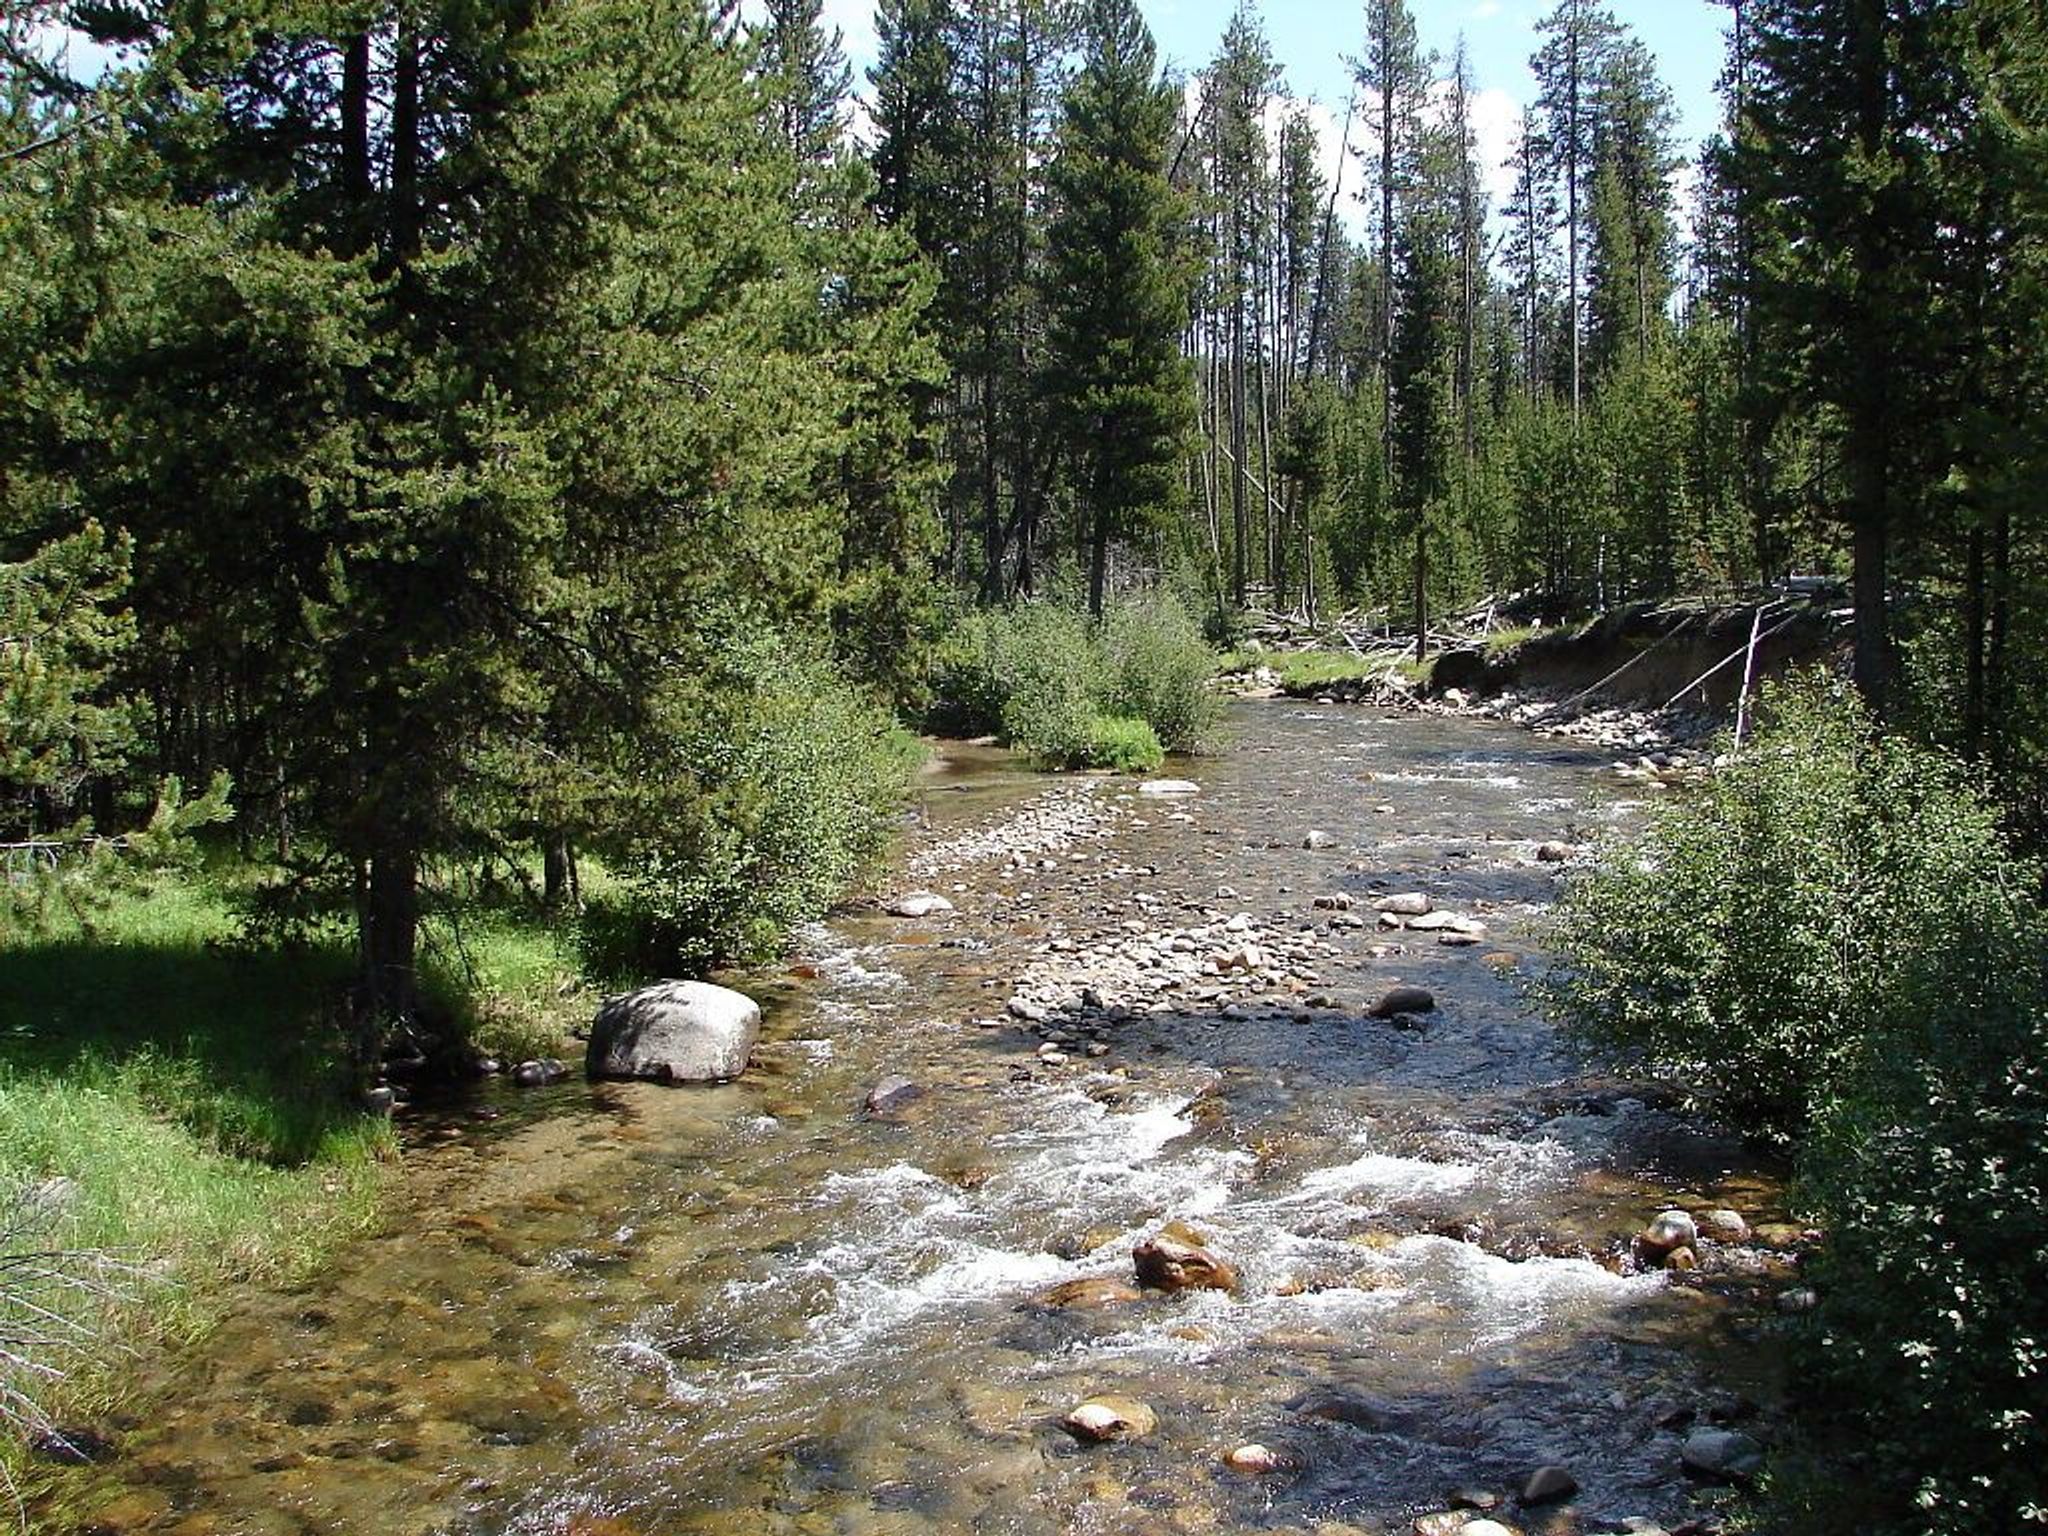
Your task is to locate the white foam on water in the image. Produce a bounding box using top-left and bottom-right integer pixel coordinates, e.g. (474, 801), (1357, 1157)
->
(791, 921), (905, 992)
(1393, 1234), (1662, 1346)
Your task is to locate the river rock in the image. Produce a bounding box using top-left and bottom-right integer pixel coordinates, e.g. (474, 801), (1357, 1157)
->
(1698, 1208), (1750, 1243)
(1285, 1387), (1410, 1432)
(1462, 1524), (1520, 1536)
(1037, 1277), (1145, 1311)
(1680, 1428), (1764, 1483)
(1369, 986), (1437, 1019)
(1223, 1443), (1289, 1474)
(1303, 830), (1337, 850)
(1062, 1395), (1156, 1442)
(1375, 892), (1434, 917)
(512, 1058), (569, 1088)
(1638, 1209), (1699, 1261)
(586, 981), (761, 1084)
(1518, 1466), (1578, 1505)
(1537, 842), (1574, 864)
(1133, 1231), (1239, 1293)
(1139, 779), (1201, 797)
(887, 892), (955, 918)
(864, 1076), (926, 1115)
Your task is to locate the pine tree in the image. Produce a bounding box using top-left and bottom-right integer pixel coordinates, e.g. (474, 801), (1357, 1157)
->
(1042, 0), (1195, 616)
(1533, 0), (1622, 418)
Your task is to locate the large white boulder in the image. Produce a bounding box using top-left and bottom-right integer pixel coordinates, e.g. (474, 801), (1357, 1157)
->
(586, 980), (761, 1084)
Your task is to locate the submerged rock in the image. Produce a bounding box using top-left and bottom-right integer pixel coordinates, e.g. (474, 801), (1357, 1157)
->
(886, 892), (956, 918)
(1369, 986), (1438, 1019)
(864, 1075), (926, 1115)
(1681, 1428), (1765, 1483)
(1035, 1277), (1145, 1311)
(1517, 1465), (1578, 1505)
(511, 1058), (569, 1088)
(1062, 1395), (1157, 1442)
(1133, 1230), (1239, 1293)
(586, 981), (761, 1084)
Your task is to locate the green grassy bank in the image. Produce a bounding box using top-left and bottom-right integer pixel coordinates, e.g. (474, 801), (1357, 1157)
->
(0, 867), (590, 1463)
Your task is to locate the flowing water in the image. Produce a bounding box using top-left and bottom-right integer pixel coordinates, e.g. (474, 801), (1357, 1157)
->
(52, 704), (1793, 1536)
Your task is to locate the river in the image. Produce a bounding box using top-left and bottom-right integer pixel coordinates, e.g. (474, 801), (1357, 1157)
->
(52, 702), (1792, 1536)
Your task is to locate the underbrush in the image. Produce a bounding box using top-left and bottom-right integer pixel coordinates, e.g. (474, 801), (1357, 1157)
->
(587, 644), (920, 976)
(930, 591), (1219, 767)
(1540, 674), (2048, 1532)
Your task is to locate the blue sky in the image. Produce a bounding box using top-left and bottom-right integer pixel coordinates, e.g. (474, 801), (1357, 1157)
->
(817, 0), (1732, 219)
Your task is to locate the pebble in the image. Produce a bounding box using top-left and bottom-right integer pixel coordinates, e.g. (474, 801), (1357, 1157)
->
(1139, 779), (1201, 797)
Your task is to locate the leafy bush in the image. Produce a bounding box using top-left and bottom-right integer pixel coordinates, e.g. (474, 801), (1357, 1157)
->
(1541, 673), (2048, 1532)
(1084, 716), (1164, 775)
(995, 604), (1104, 767)
(1539, 675), (2033, 1141)
(925, 591), (1218, 768)
(1100, 591), (1221, 754)
(589, 645), (917, 974)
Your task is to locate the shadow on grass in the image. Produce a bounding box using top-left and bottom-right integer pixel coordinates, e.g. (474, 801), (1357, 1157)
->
(0, 922), (361, 1168)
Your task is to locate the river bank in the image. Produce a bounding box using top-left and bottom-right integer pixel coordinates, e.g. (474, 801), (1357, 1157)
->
(32, 702), (1801, 1536)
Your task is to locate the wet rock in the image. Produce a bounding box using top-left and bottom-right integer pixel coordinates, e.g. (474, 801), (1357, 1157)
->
(29, 1425), (116, 1465)
(864, 1076), (926, 1115)
(362, 1087), (397, 1115)
(512, 1058), (569, 1088)
(1462, 1523), (1522, 1536)
(1663, 1245), (1699, 1271)
(1037, 1277), (1145, 1311)
(1303, 830), (1337, 851)
(1369, 986), (1437, 1019)
(1536, 842), (1574, 864)
(1439, 932), (1484, 948)
(887, 892), (955, 918)
(1449, 1489), (1502, 1511)
(1375, 892), (1434, 917)
(587, 980), (760, 1084)
(1777, 1286), (1820, 1314)
(1222, 1443), (1290, 1474)
(1314, 893), (1356, 911)
(1517, 1466), (1578, 1505)
(1133, 1231), (1239, 1294)
(1139, 779), (1201, 798)
(1698, 1208), (1750, 1243)
(1637, 1209), (1699, 1261)
(1681, 1428), (1765, 1483)
(1062, 1395), (1157, 1442)
(1285, 1387), (1410, 1433)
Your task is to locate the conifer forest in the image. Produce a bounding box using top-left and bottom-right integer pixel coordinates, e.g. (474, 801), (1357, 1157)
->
(3, 2), (2047, 1533)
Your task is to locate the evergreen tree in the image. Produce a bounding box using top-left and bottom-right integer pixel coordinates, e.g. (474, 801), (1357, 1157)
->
(1042, 0), (1195, 616)
(1533, 0), (1621, 417)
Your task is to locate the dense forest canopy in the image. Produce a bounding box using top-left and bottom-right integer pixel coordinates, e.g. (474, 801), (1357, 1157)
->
(5, 0), (2048, 1026)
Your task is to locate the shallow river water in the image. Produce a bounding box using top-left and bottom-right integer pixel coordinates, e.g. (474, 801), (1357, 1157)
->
(52, 703), (1793, 1536)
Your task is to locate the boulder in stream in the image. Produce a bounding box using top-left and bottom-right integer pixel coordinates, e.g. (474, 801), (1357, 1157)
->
(1680, 1427), (1765, 1483)
(1375, 892), (1434, 917)
(1133, 1229), (1239, 1293)
(1035, 1277), (1144, 1311)
(1637, 1209), (1699, 1263)
(1061, 1395), (1157, 1442)
(1222, 1443), (1290, 1474)
(586, 981), (760, 1084)
(1517, 1465), (1579, 1505)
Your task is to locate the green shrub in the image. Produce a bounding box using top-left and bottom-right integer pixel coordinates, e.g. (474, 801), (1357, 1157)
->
(995, 604), (1103, 767)
(1541, 673), (2048, 1532)
(1538, 674), (2033, 1141)
(1084, 715), (1164, 774)
(1100, 590), (1221, 754)
(925, 591), (1219, 766)
(590, 645), (917, 974)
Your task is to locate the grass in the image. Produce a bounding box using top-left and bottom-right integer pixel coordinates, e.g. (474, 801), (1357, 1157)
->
(0, 859), (594, 1466)
(0, 873), (392, 1461)
(1219, 647), (1433, 691)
